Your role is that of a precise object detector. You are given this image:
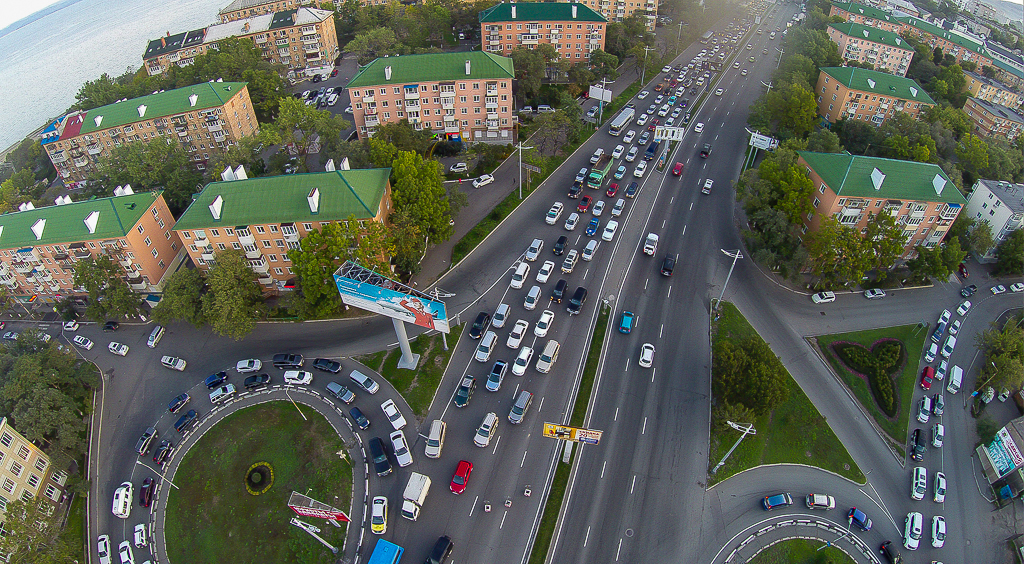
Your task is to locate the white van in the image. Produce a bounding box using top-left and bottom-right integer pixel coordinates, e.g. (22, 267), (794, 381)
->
(475, 331), (497, 362)
(209, 384), (237, 405)
(946, 365), (963, 394)
(147, 325), (165, 348)
(112, 482), (133, 519)
(511, 262), (529, 289)
(940, 335), (956, 359)
(582, 239), (598, 261)
(424, 419), (446, 459)
(536, 340), (560, 373)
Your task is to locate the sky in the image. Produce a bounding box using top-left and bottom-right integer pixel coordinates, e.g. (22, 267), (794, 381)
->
(0, 0), (64, 34)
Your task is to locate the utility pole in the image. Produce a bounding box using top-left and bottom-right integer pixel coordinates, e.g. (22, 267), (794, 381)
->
(676, 22), (683, 56)
(515, 141), (534, 200)
(639, 45), (656, 89)
(713, 249), (743, 311)
(711, 421), (756, 474)
(776, 46), (785, 69)
(597, 76), (611, 124)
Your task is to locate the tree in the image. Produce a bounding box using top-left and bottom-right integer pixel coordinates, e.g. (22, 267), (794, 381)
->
(994, 229), (1024, 275)
(390, 150), (453, 242)
(712, 337), (789, 415)
(73, 256), (143, 322)
(0, 498), (80, 563)
(370, 121), (435, 155)
(510, 47), (546, 100)
(788, 27), (842, 68)
(89, 138), (203, 215)
(763, 82), (819, 138)
(933, 46), (944, 64)
(774, 53), (818, 90)
(589, 50), (620, 81)
(531, 111), (578, 156)
(344, 27), (402, 65)
(805, 217), (875, 287)
(153, 268), (206, 327)
(274, 97), (349, 165)
(288, 222), (355, 318)
(982, 65), (998, 78)
(200, 250), (263, 339)
(956, 133), (990, 176)
(975, 316), (1024, 393)
(906, 236), (966, 280)
(967, 217), (995, 256)
(204, 126), (281, 181)
(805, 128), (843, 153)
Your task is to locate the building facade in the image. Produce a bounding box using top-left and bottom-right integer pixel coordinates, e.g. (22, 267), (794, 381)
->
(0, 191), (182, 300)
(898, 15), (994, 68)
(42, 82), (258, 186)
(479, 2), (607, 61)
(815, 67), (935, 126)
(964, 178), (1024, 261)
(829, 1), (904, 32)
(172, 168), (392, 292)
(577, 0), (657, 30)
(826, 22), (915, 76)
(964, 70), (1024, 108)
(963, 97), (1024, 141)
(219, 0), (308, 22)
(0, 418), (67, 521)
(799, 152), (966, 258)
(346, 51), (516, 144)
(143, 8), (338, 76)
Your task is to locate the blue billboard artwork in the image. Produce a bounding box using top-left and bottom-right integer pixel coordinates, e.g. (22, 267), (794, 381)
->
(334, 274), (450, 334)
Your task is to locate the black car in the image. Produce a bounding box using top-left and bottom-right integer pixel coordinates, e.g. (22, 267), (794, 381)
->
(243, 373), (271, 390)
(174, 410), (198, 433)
(879, 540), (902, 564)
(551, 279), (568, 303)
(661, 255), (676, 276)
(468, 312), (491, 340)
(424, 535), (454, 564)
(553, 236), (567, 256)
(167, 393), (190, 414)
(454, 375), (476, 408)
(625, 181), (638, 199)
(312, 358), (342, 373)
(139, 477), (154, 507)
(204, 371), (228, 389)
(700, 143), (712, 158)
(368, 437), (392, 477)
(103, 321), (120, 332)
(910, 428), (926, 461)
(272, 353), (304, 368)
(960, 284), (977, 297)
(567, 286), (587, 315)
(568, 182), (583, 199)
(153, 440), (174, 465)
(349, 407), (370, 430)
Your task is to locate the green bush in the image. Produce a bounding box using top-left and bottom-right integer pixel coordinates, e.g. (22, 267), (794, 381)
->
(833, 340), (905, 417)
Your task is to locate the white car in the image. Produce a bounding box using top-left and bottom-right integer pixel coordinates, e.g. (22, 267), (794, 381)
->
(536, 261), (555, 283)
(63, 321), (79, 332)
(863, 289), (886, 299)
(935, 359), (948, 381)
(160, 356), (186, 371)
(512, 346), (533, 376)
(661, 65), (672, 72)
(592, 200), (605, 216)
(601, 220), (619, 241)
(118, 541), (134, 564)
(98, 535), (112, 564)
(473, 174), (494, 188)
(638, 90), (650, 100)
(108, 342), (129, 356)
(1012, 282), (1024, 292)
(545, 202), (564, 225)
(449, 162), (468, 173)
(694, 122), (705, 133)
(625, 146), (639, 162)
(507, 320), (529, 348)
(637, 114), (649, 126)
(236, 359), (262, 373)
(623, 130), (636, 143)
(565, 212), (580, 231)
(904, 512), (922, 550)
(344, 106), (353, 114)
(741, 69), (748, 76)
(924, 342), (938, 363)
(73, 335), (94, 350)
(934, 471), (946, 502)
(811, 291), (835, 304)
(525, 238), (544, 261)
(371, 496), (388, 534)
(389, 430), (413, 467)
(931, 515), (945, 548)
(534, 310), (554, 338)
(381, 399), (407, 430)
(612, 145), (625, 158)
(702, 178), (713, 194)
(956, 300), (971, 316)
(283, 370), (312, 384)
(938, 309), (951, 326)
(575, 168), (588, 182)
(715, 88), (724, 96)
(614, 165), (627, 180)
(633, 161), (647, 177)
(133, 524), (146, 548)
(474, 413), (498, 447)
(639, 343), (655, 368)
(911, 466), (927, 500)
(991, 284), (1007, 294)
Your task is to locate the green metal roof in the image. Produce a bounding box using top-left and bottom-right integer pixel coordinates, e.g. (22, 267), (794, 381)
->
(346, 52), (514, 89)
(992, 58), (1024, 80)
(78, 82), (248, 135)
(819, 67), (935, 105)
(0, 192), (161, 249)
(479, 2), (607, 23)
(173, 169), (391, 230)
(798, 151), (966, 204)
(897, 15), (988, 56)
(827, 22), (912, 51)
(830, 2), (898, 23)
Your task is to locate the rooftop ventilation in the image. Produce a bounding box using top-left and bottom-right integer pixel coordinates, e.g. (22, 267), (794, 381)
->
(909, 86), (918, 96)
(572, 4), (577, 18)
(870, 167), (886, 190)
(221, 166), (236, 182)
(84, 211), (99, 234)
(933, 173), (947, 195)
(866, 78), (876, 89)
(512, 5), (516, 18)
(895, 37), (901, 45)
(307, 187), (320, 214)
(385, 65), (392, 80)
(137, 104), (147, 118)
(18, 203), (34, 212)
(466, 60), (471, 75)
(209, 195), (223, 220)
(862, 30), (869, 38)
(340, 157), (351, 170)
(94, 116), (103, 128)
(54, 196), (72, 206)
(30, 219), (45, 240)
(189, 93), (199, 107)
(233, 165), (247, 180)
(325, 159), (336, 172)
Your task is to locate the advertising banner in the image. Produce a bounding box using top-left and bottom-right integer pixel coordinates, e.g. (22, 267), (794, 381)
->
(542, 422), (603, 445)
(334, 262), (450, 333)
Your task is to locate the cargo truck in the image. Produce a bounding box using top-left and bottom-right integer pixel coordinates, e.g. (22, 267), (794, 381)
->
(587, 154), (614, 189)
(401, 472), (431, 521)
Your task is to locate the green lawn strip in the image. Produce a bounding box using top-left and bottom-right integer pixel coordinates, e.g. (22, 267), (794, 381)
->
(528, 305), (609, 564)
(746, 538), (855, 564)
(355, 324), (465, 417)
(62, 492), (85, 556)
(813, 324), (927, 448)
(709, 302), (864, 486)
(164, 403), (351, 564)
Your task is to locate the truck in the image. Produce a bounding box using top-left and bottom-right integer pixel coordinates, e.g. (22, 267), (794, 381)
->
(587, 154), (614, 189)
(401, 472), (431, 521)
(644, 140), (662, 161)
(643, 233), (659, 255)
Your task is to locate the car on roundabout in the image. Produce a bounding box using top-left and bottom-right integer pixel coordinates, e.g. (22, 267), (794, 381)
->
(236, 359), (262, 373)
(370, 496), (388, 534)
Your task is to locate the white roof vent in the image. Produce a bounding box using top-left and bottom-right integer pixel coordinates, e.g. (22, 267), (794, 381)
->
(30, 219), (45, 240)
(209, 195), (223, 220)
(121, 184), (133, 195)
(217, 78), (223, 82)
(870, 167), (886, 190)
(932, 173), (947, 195)
(93, 115), (103, 128)
(221, 166), (236, 182)
(54, 196), (72, 205)
(572, 4), (577, 18)
(325, 159), (336, 172)
(84, 211), (99, 234)
(512, 5), (516, 18)
(862, 30), (869, 38)
(385, 65), (392, 80)
(189, 93), (199, 107)
(909, 86), (918, 97)
(18, 203), (34, 212)
(895, 37), (901, 45)
(233, 165), (247, 180)
(339, 157), (351, 170)
(137, 104), (147, 118)
(307, 187), (320, 214)
(866, 78), (876, 89)
(465, 59), (471, 75)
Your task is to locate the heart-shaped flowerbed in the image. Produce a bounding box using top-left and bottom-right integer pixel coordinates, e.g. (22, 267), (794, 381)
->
(831, 339), (905, 417)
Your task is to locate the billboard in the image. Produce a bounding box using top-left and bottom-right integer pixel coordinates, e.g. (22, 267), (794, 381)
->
(287, 491), (350, 522)
(542, 422), (603, 445)
(985, 428), (1024, 477)
(333, 261), (450, 333)
(654, 126), (686, 142)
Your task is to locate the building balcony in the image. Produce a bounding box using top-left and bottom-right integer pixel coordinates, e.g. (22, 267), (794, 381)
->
(258, 275), (275, 285)
(364, 114), (380, 127)
(237, 230), (254, 246)
(440, 97), (455, 109)
(14, 263), (33, 275)
(302, 36), (319, 45)
(281, 225), (299, 243)
(72, 248), (91, 260)
(35, 271), (52, 282)
(73, 157), (89, 167)
(0, 276), (16, 288)
(87, 144), (102, 155)
(15, 249), (40, 263)
(127, 276), (147, 290)
(254, 36), (267, 44)
(489, 39), (501, 46)
(245, 248), (262, 259)
(486, 119), (500, 129)
(249, 259), (269, 274)
(405, 100), (419, 109)
(119, 256), (133, 268)
(487, 35), (501, 42)
(362, 94), (375, 103)
(200, 250), (216, 261)
(48, 282), (61, 293)
(408, 116), (421, 124)
(50, 152), (67, 163)
(440, 86), (455, 95)
(445, 124), (460, 133)
(487, 111), (499, 120)
(486, 86), (498, 96)
(443, 113), (457, 123)
(207, 123), (222, 132)
(522, 35), (540, 44)
(278, 48), (291, 57)
(304, 46), (321, 55)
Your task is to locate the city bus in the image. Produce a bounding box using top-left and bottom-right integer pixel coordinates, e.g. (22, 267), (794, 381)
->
(608, 107), (635, 136)
(701, 30), (714, 44)
(367, 539), (404, 564)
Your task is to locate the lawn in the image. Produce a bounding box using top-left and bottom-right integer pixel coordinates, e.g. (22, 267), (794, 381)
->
(164, 402), (351, 564)
(709, 302), (865, 485)
(355, 323), (464, 417)
(747, 539), (855, 564)
(814, 323), (927, 448)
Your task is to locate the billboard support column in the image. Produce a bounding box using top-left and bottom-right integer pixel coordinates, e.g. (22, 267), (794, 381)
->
(393, 318), (421, 369)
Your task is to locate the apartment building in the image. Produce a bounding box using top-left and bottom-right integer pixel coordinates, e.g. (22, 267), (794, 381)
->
(172, 168), (392, 292)
(346, 51), (516, 144)
(479, 2), (607, 61)
(0, 418), (67, 520)
(799, 151), (966, 258)
(815, 67), (935, 126)
(41, 82), (257, 187)
(143, 8), (338, 76)
(219, 0), (307, 22)
(829, 1), (903, 32)
(0, 190), (181, 301)
(964, 70), (1024, 108)
(964, 178), (1024, 261)
(964, 97), (1024, 141)
(898, 15), (995, 68)
(827, 22), (915, 76)
(577, 0), (657, 30)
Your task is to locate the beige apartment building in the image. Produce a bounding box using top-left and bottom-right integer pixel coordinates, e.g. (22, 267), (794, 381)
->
(815, 67), (934, 126)
(829, 1), (903, 32)
(963, 97), (1024, 142)
(964, 71), (1024, 108)
(0, 418), (67, 519)
(346, 51), (516, 144)
(219, 0), (307, 22)
(826, 22), (914, 76)
(41, 82), (257, 187)
(0, 190), (182, 300)
(143, 7), (338, 76)
(479, 2), (607, 61)
(577, 0), (657, 30)
(799, 152), (966, 258)
(173, 168), (392, 292)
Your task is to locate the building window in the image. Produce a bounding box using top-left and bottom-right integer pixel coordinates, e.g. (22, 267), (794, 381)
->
(255, 226), (266, 234)
(274, 268), (283, 275)
(2, 479), (12, 494)
(27, 474), (39, 488)
(137, 225), (145, 234)
(152, 249), (159, 258)
(20, 490), (32, 502)
(144, 237), (152, 247)
(44, 486), (59, 502)
(262, 240), (272, 248)
(181, 231), (191, 239)
(302, 223), (313, 231)
(1, 433), (12, 448)
(269, 254), (278, 262)
(10, 461), (22, 477)
(211, 229), (219, 237)
(813, 197), (820, 208)
(33, 458), (45, 472)
(216, 243), (226, 251)
(819, 184), (826, 194)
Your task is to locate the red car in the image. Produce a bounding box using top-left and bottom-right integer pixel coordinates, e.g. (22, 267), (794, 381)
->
(648, 119), (659, 131)
(606, 183), (619, 197)
(139, 477), (154, 507)
(577, 195), (593, 213)
(330, 68), (338, 77)
(672, 162), (684, 176)
(450, 460), (473, 494)
(920, 366), (935, 390)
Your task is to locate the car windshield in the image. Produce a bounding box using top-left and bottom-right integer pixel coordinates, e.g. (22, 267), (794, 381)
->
(452, 475), (465, 485)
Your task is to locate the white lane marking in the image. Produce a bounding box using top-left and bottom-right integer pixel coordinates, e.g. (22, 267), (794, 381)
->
(601, 460), (607, 479)
(670, 197), (674, 204)
(616, 538), (623, 561)
(651, 368), (656, 383)
(661, 219), (666, 228)
(690, 202), (694, 210)
(538, 396), (545, 412)
(491, 435), (501, 455)
(642, 417), (648, 435)
(469, 495), (478, 516)
(614, 407), (619, 421)
(630, 474), (636, 494)
(659, 324), (664, 338)
(682, 225), (686, 236)
(667, 285), (672, 298)
(521, 450), (528, 467)
(500, 510), (508, 529)
(644, 278), (649, 291)
(584, 526), (592, 547)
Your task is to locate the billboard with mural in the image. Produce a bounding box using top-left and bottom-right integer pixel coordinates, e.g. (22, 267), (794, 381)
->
(333, 262), (450, 333)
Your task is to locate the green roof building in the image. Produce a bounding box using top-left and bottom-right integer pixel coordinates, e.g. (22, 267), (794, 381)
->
(829, 2), (903, 32)
(478, 2), (607, 23)
(478, 1), (608, 60)
(816, 67), (934, 126)
(826, 22), (915, 76)
(798, 151), (966, 256)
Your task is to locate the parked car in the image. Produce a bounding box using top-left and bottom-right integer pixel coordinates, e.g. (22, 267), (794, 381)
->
(473, 174), (494, 188)
(161, 356), (187, 371)
(805, 494), (835, 509)
(381, 399), (407, 430)
(73, 335), (93, 350)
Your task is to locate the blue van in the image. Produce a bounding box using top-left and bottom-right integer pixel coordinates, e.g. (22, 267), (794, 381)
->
(619, 311), (635, 334)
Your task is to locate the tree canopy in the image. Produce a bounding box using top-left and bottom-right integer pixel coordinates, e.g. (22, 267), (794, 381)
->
(73, 256), (143, 322)
(89, 138), (203, 216)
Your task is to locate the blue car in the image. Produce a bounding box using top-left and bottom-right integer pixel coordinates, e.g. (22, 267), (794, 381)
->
(586, 218), (601, 236)
(619, 311), (634, 334)
(204, 371), (228, 389)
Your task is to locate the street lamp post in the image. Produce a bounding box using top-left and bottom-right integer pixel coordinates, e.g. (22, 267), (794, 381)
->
(713, 249), (744, 311)
(639, 45), (656, 89)
(711, 421), (756, 474)
(135, 459), (179, 490)
(515, 142), (534, 200)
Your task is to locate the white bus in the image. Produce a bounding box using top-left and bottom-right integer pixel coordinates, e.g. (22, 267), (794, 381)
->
(608, 107), (635, 136)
